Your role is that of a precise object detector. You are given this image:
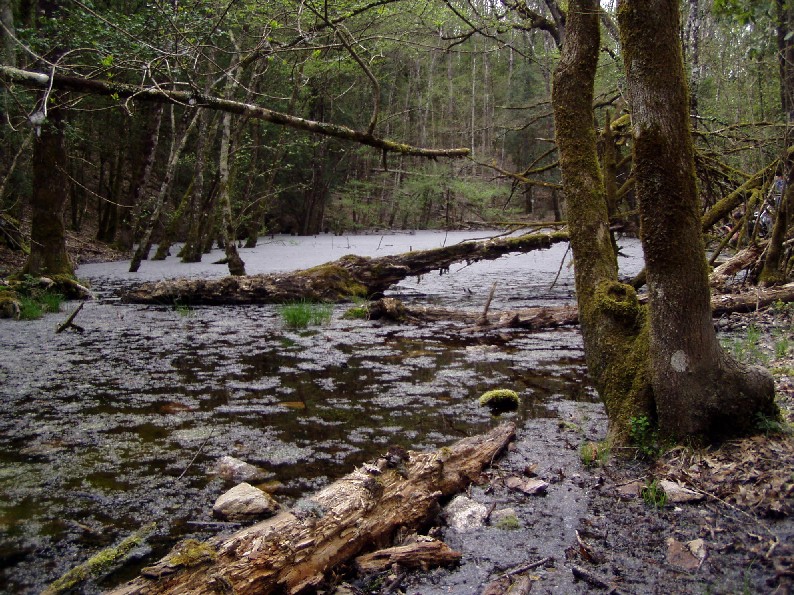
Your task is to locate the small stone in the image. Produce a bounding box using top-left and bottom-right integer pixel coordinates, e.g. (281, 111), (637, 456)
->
(213, 482), (280, 521)
(666, 537), (705, 571)
(506, 476), (549, 496)
(214, 455), (269, 483)
(659, 480), (705, 504)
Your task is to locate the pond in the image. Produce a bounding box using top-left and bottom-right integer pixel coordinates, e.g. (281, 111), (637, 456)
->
(0, 231), (644, 593)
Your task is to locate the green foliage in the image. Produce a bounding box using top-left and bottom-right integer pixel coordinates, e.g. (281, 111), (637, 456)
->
(278, 301), (333, 329)
(629, 416), (661, 459)
(754, 412), (793, 436)
(641, 479), (668, 509)
(17, 296), (43, 320)
(720, 324), (770, 366)
(580, 440), (611, 467)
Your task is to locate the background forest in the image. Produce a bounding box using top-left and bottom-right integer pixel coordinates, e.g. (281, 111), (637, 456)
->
(1, 0), (791, 271)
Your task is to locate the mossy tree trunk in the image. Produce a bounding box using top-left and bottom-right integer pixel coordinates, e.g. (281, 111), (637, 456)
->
(617, 0), (776, 440)
(551, 0), (652, 439)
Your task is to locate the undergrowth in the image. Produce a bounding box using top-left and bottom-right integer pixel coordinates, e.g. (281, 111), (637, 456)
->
(279, 301), (333, 329)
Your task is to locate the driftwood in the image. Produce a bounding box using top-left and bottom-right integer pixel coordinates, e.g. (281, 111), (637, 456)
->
(368, 297), (579, 330)
(709, 243), (766, 289)
(109, 423), (516, 595)
(56, 301), (85, 333)
(122, 231), (569, 304)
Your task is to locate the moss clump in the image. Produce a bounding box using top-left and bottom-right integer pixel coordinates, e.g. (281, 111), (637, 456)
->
(342, 305), (369, 320)
(494, 514), (521, 530)
(303, 260), (368, 299)
(478, 389), (520, 411)
(0, 290), (21, 319)
(166, 539), (217, 568)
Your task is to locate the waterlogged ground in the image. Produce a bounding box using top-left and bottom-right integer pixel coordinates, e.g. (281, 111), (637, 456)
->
(0, 231), (646, 593)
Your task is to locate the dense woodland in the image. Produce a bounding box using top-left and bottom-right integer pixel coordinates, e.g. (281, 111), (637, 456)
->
(0, 0), (791, 270)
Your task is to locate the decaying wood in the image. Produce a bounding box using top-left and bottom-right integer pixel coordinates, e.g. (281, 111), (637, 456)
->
(122, 231), (569, 304)
(109, 423), (515, 595)
(709, 243), (766, 289)
(368, 297), (579, 330)
(56, 301), (85, 334)
(354, 537), (461, 573)
(712, 282), (794, 315)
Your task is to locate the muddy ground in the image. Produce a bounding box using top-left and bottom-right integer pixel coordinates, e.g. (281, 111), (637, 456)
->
(328, 305), (793, 595)
(1, 235), (793, 594)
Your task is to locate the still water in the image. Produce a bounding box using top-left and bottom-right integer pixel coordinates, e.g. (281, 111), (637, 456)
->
(0, 231), (643, 593)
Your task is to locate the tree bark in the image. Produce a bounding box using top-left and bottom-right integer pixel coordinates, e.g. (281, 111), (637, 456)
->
(552, 0), (652, 438)
(617, 0), (776, 440)
(24, 103), (74, 277)
(122, 231), (569, 304)
(108, 423), (515, 595)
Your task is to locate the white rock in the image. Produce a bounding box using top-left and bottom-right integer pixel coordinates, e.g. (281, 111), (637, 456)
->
(444, 495), (487, 532)
(213, 482), (280, 521)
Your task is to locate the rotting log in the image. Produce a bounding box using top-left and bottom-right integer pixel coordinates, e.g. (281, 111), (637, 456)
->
(368, 297), (579, 331)
(122, 231), (569, 305)
(367, 284), (794, 331)
(108, 423), (516, 595)
(711, 282), (794, 315)
(709, 242), (767, 290)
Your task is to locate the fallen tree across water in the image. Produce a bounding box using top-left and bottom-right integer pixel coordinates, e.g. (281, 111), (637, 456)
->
(109, 423), (515, 595)
(122, 231), (569, 304)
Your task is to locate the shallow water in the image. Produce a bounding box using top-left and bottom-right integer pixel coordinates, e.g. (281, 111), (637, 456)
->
(0, 231), (643, 593)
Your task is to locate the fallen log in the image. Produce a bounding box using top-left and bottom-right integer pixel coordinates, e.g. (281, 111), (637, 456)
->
(109, 423), (516, 595)
(122, 231), (569, 305)
(367, 282), (794, 332)
(709, 242), (766, 290)
(367, 297), (580, 331)
(711, 282), (794, 315)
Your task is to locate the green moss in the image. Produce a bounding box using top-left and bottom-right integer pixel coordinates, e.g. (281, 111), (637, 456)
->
(478, 389), (520, 410)
(0, 290), (21, 319)
(166, 539), (217, 567)
(43, 522), (155, 594)
(494, 514), (521, 530)
(342, 305), (369, 320)
(303, 261), (368, 299)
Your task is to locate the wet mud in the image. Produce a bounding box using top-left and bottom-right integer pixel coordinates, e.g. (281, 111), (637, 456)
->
(0, 232), (653, 593)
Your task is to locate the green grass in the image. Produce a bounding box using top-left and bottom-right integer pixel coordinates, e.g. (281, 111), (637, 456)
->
(278, 301), (333, 329)
(39, 292), (63, 314)
(17, 296), (43, 320)
(580, 440), (611, 467)
(641, 479), (668, 509)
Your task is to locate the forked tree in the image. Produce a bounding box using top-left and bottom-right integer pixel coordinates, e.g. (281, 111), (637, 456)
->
(553, 0), (777, 441)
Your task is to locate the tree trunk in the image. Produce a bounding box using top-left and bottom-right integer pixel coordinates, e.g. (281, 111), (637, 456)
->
(617, 0), (776, 440)
(108, 423), (515, 595)
(218, 108), (246, 275)
(552, 0), (652, 438)
(123, 231), (569, 304)
(24, 102), (73, 277)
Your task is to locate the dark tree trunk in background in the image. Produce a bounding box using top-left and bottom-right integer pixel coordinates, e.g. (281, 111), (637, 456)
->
(617, 0), (776, 439)
(120, 104), (164, 251)
(25, 104), (74, 276)
(24, 0), (73, 277)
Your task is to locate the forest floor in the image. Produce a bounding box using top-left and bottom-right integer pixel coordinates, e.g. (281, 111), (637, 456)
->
(365, 307), (794, 595)
(1, 233), (793, 594)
